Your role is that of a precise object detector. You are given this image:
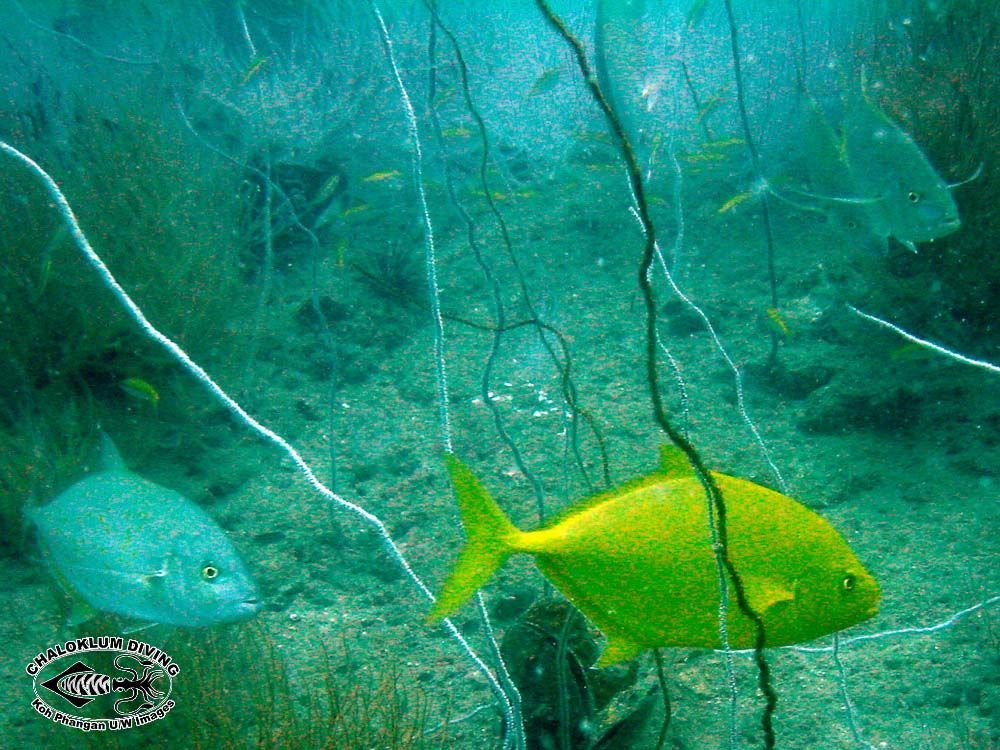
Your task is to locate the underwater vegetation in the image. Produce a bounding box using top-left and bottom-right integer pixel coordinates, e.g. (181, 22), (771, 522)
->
(0, 0), (997, 749)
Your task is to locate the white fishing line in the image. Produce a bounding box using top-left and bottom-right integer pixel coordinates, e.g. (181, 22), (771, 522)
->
(369, 6), (524, 749)
(849, 305), (1000, 374)
(370, 2), (453, 454)
(791, 593), (1000, 653)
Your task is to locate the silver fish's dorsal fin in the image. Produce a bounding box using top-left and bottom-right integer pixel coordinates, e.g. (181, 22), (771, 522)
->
(658, 444), (695, 478)
(98, 429), (129, 472)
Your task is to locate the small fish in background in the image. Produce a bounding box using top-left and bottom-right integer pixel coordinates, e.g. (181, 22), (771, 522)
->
(362, 170), (400, 183)
(785, 71), (960, 252)
(238, 53), (269, 86)
(431, 87), (455, 107)
(440, 126), (471, 139)
(339, 202), (370, 219)
(28, 432), (261, 628)
(528, 67), (562, 97)
(888, 341), (935, 362)
(120, 377), (159, 410)
(641, 71), (667, 112)
(312, 173), (342, 207)
(429, 447), (880, 665)
(764, 307), (791, 337)
(841, 72), (960, 249)
(334, 238), (347, 269)
(685, 0), (710, 30)
(695, 86), (729, 128)
(717, 189), (755, 214)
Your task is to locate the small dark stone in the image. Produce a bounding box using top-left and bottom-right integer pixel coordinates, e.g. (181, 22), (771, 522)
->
(294, 398), (322, 421)
(749, 362), (835, 400)
(660, 299), (705, 337)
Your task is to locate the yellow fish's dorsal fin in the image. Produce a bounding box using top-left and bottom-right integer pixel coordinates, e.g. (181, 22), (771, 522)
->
(658, 444), (696, 478)
(541, 447), (694, 531)
(427, 455), (521, 625)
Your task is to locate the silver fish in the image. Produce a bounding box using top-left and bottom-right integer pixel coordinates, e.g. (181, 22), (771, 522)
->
(842, 73), (961, 246)
(779, 79), (958, 253)
(29, 433), (261, 627)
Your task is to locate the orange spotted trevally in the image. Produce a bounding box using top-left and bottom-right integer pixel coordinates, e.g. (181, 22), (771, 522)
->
(429, 447), (880, 665)
(28, 432), (262, 628)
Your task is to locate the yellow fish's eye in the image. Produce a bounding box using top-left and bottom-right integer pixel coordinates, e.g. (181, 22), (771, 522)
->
(907, 190), (921, 204)
(842, 574), (856, 592)
(202, 564), (220, 581)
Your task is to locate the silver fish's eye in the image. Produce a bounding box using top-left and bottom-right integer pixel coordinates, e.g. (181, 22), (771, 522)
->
(842, 574), (856, 591)
(907, 190), (921, 203)
(202, 565), (220, 581)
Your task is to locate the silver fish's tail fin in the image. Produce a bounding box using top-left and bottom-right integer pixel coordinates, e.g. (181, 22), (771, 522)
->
(97, 427), (128, 472)
(426, 455), (520, 625)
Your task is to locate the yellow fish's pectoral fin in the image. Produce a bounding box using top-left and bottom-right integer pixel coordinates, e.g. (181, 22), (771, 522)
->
(596, 634), (644, 667)
(427, 455), (521, 625)
(741, 573), (795, 612)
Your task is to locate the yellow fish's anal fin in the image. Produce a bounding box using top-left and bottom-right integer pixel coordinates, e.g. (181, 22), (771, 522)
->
(596, 634), (644, 667)
(427, 455), (521, 624)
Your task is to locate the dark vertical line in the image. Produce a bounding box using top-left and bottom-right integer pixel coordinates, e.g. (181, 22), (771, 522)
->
(533, 2), (778, 747)
(722, 0), (781, 366)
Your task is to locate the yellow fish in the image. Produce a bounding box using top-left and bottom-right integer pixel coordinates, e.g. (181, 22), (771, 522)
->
(441, 126), (471, 138)
(239, 54), (269, 86)
(334, 239), (347, 269)
(120, 377), (160, 406)
(717, 190), (755, 214)
(362, 170), (400, 183)
(529, 67), (562, 96)
(680, 151), (727, 163)
(888, 342), (933, 361)
(765, 307), (791, 336)
(341, 203), (370, 218)
(701, 137), (745, 150)
(429, 447), (880, 665)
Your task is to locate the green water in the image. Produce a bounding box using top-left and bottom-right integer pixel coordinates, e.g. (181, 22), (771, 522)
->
(0, 1), (996, 748)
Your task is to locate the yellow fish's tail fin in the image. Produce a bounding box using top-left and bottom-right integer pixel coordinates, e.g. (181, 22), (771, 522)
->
(427, 455), (520, 624)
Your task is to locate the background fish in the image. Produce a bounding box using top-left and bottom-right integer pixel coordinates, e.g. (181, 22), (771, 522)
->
(429, 448), (880, 665)
(776, 82), (958, 253)
(842, 76), (961, 246)
(29, 433), (261, 628)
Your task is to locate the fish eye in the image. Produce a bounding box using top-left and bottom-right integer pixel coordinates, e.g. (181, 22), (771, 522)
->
(202, 564), (220, 581)
(907, 190), (921, 203)
(841, 574), (856, 592)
